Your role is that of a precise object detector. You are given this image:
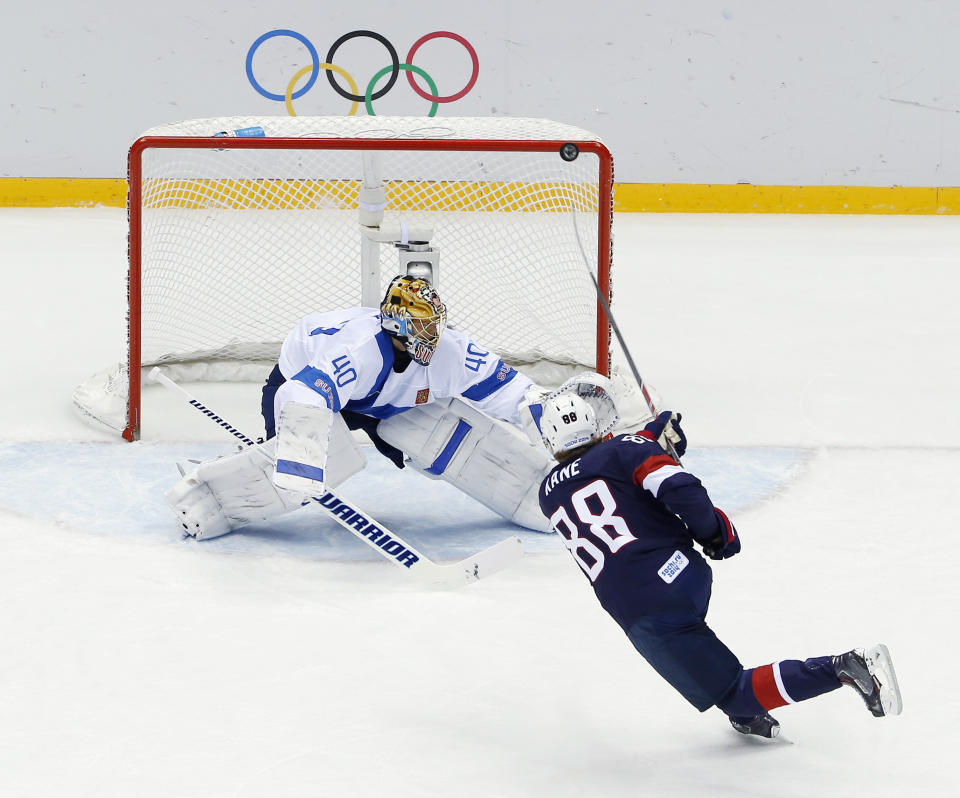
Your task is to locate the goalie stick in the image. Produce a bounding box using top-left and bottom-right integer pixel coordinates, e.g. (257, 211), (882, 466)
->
(149, 368), (523, 588)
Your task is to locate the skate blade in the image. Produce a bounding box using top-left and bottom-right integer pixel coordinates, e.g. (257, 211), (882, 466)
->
(865, 643), (903, 716)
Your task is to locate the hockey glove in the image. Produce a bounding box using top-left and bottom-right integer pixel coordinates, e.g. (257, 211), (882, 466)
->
(701, 507), (741, 560)
(642, 411), (688, 458)
(520, 385), (551, 445)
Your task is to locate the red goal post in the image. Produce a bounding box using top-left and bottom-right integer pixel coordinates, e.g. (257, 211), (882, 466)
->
(75, 116), (614, 441)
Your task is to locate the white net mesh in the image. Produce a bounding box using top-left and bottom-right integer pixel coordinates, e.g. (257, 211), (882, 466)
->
(75, 116), (614, 437)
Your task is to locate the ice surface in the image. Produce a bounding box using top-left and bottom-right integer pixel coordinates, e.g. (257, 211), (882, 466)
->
(0, 208), (957, 797)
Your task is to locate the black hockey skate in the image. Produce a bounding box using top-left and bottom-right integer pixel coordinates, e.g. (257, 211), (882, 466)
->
(833, 644), (902, 717)
(729, 712), (780, 739)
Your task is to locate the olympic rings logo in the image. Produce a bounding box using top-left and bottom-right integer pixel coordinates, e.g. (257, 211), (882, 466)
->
(245, 29), (479, 117)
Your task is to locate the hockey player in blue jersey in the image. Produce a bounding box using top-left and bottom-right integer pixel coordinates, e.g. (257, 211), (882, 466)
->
(165, 274), (555, 539)
(536, 376), (902, 738)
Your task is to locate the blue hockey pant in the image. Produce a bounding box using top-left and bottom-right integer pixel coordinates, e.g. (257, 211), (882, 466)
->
(621, 550), (841, 715)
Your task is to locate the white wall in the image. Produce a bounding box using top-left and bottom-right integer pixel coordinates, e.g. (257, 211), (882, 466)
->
(4, 0), (960, 184)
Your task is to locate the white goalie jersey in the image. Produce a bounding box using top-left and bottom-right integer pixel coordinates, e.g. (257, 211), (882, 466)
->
(272, 306), (535, 427)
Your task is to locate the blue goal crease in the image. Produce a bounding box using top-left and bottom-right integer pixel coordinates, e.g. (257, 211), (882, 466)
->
(0, 442), (809, 563)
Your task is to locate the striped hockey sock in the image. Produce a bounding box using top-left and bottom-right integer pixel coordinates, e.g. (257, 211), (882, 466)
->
(717, 656), (841, 718)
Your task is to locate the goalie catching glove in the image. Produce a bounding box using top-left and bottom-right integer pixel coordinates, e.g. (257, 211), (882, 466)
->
(521, 373), (620, 447)
(529, 371), (621, 449)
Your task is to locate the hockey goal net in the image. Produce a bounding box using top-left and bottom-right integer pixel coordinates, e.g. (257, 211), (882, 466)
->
(73, 116), (614, 441)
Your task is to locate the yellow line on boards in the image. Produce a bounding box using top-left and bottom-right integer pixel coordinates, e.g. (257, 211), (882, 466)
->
(613, 183), (960, 214)
(3, 177), (960, 214)
(0, 178), (128, 208)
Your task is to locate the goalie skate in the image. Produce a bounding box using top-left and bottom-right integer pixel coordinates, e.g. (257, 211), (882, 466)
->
(834, 643), (902, 717)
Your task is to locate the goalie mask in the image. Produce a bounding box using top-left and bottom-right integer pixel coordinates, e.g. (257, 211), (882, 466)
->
(380, 275), (447, 366)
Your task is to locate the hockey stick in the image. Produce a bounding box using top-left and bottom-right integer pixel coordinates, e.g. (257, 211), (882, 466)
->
(572, 222), (682, 462)
(149, 368), (523, 588)
(149, 368), (264, 446)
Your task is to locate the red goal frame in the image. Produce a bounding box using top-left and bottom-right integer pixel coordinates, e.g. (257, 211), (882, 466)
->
(124, 135), (614, 442)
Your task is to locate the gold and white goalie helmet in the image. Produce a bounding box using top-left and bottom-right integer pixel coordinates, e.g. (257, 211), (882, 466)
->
(380, 275), (448, 365)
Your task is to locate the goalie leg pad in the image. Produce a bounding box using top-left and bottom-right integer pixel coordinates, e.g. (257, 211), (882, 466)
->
(166, 440), (300, 540)
(378, 398), (554, 532)
(165, 420), (366, 540)
(165, 475), (232, 541)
